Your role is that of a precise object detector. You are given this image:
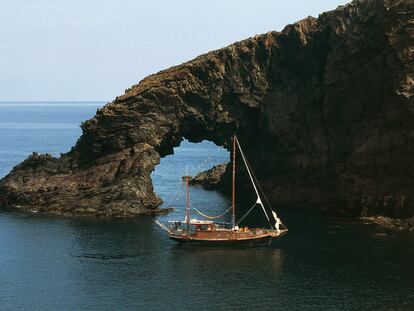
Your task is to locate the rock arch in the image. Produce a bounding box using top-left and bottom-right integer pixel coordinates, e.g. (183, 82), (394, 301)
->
(1, 0), (413, 219)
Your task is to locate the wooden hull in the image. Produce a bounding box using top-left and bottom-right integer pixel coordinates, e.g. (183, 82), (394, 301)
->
(168, 229), (287, 246)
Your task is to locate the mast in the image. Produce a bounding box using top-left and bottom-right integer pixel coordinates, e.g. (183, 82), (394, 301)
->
(232, 134), (236, 228)
(185, 174), (190, 226)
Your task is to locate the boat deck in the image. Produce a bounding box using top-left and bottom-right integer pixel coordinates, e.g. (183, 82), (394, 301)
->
(168, 228), (288, 245)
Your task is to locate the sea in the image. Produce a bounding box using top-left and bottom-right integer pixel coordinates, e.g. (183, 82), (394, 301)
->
(0, 102), (413, 311)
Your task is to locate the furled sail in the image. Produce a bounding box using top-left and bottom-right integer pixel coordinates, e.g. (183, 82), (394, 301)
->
(272, 211), (281, 233)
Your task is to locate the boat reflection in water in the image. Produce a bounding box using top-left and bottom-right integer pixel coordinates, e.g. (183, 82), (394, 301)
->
(156, 135), (288, 245)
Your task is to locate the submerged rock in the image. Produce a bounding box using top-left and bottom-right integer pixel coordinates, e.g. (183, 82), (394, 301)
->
(0, 0), (413, 221)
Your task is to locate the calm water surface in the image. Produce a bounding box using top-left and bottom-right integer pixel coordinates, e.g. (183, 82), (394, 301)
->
(0, 102), (413, 310)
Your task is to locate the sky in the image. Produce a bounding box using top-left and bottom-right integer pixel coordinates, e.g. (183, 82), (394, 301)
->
(0, 0), (349, 102)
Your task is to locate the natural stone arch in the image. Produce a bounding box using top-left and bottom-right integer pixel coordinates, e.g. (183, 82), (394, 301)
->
(1, 0), (414, 221)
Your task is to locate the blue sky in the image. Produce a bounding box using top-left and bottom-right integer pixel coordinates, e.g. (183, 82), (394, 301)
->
(0, 0), (349, 102)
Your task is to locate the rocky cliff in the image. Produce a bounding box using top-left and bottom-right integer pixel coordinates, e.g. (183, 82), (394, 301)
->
(0, 0), (413, 220)
(188, 164), (227, 190)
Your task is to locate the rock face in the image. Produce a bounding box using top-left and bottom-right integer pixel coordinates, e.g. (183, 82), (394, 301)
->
(188, 164), (227, 190)
(0, 0), (413, 219)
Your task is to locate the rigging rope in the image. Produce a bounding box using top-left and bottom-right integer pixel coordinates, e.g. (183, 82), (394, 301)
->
(236, 203), (258, 226)
(242, 151), (288, 230)
(189, 202), (232, 220)
(164, 181), (185, 208)
(235, 138), (273, 227)
(164, 155), (216, 209)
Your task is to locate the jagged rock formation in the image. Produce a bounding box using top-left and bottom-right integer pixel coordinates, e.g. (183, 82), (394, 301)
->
(187, 164), (227, 190)
(0, 0), (413, 220)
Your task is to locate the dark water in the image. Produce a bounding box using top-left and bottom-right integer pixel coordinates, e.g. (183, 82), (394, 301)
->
(0, 102), (413, 311)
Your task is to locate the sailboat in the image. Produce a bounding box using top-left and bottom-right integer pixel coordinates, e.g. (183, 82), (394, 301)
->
(156, 135), (288, 245)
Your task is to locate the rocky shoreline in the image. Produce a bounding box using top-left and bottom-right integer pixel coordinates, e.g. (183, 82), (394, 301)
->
(187, 164), (227, 190)
(361, 216), (414, 232)
(0, 0), (413, 223)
